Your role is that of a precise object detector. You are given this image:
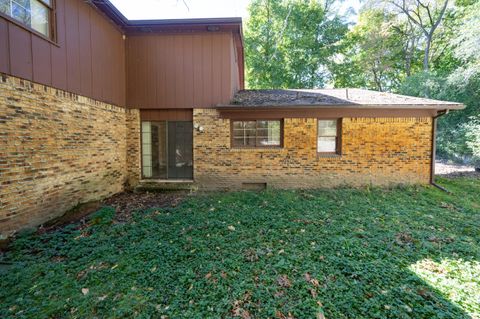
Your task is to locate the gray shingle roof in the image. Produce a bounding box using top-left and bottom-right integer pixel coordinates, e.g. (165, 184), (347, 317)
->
(219, 89), (464, 109)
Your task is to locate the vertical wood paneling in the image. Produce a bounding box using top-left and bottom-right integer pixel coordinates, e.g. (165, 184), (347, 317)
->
(146, 37), (156, 108)
(90, 11), (105, 101)
(126, 32), (239, 109)
(102, 24), (114, 102)
(126, 37), (136, 106)
(230, 37), (239, 94)
(115, 33), (126, 106)
(192, 35), (203, 107)
(1, 0), (126, 106)
(220, 34), (231, 104)
(156, 36), (166, 108)
(9, 24), (33, 79)
(174, 36), (184, 109)
(51, 0), (67, 90)
(164, 36), (175, 108)
(0, 19), (10, 73)
(78, 4), (92, 97)
(211, 35), (222, 105)
(201, 34), (213, 107)
(183, 35), (194, 108)
(137, 37), (148, 107)
(32, 36), (52, 84)
(65, 0), (81, 93)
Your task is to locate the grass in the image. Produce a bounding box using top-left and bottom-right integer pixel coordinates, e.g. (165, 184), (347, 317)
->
(1, 177), (479, 318)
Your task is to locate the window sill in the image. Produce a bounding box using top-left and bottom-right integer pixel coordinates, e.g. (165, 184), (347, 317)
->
(230, 147), (283, 152)
(317, 153), (342, 158)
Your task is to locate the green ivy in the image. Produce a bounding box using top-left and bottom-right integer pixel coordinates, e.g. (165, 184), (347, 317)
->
(1, 178), (479, 318)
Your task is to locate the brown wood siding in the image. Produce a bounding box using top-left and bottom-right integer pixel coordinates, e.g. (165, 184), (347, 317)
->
(140, 109), (193, 121)
(0, 19), (9, 73)
(0, 0), (126, 106)
(9, 24), (33, 80)
(230, 36), (240, 95)
(126, 32), (236, 109)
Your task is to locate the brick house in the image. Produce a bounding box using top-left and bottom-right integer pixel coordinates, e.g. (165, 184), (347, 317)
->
(0, 0), (463, 235)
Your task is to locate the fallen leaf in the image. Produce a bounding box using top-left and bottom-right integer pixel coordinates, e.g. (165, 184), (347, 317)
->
(81, 288), (89, 295)
(317, 301), (325, 319)
(277, 275), (291, 288)
(304, 273), (311, 282)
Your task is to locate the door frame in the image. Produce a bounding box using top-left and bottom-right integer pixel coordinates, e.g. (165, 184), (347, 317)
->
(140, 120), (194, 181)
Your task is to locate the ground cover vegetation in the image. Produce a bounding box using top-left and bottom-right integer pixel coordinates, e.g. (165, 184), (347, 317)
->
(1, 178), (479, 318)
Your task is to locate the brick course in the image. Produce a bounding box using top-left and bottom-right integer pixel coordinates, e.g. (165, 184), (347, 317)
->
(0, 75), (128, 236)
(193, 109), (433, 190)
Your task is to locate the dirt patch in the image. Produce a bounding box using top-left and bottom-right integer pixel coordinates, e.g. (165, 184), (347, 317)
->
(438, 170), (480, 178)
(102, 191), (186, 222)
(435, 160), (479, 178)
(28, 192), (187, 237)
(42, 201), (102, 231)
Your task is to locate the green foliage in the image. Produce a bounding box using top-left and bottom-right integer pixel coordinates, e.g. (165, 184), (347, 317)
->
(245, 0), (348, 89)
(460, 115), (480, 167)
(338, 1), (480, 164)
(398, 71), (445, 98)
(88, 207), (116, 227)
(1, 179), (480, 318)
(333, 9), (423, 91)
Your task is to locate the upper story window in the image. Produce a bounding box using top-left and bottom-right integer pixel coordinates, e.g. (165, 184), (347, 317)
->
(318, 119), (342, 154)
(0, 0), (53, 39)
(232, 120), (282, 148)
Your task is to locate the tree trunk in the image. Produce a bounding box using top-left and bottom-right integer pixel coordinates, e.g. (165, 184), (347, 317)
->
(372, 65), (383, 92)
(423, 34), (432, 71)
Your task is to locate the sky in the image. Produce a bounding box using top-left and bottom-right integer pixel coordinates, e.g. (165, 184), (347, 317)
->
(109, 0), (362, 23)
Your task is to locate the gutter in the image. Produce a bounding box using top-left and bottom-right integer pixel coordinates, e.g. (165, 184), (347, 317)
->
(430, 110), (450, 192)
(215, 103), (464, 110)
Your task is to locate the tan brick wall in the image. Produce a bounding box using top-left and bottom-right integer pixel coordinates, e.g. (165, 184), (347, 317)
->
(0, 75), (128, 236)
(126, 109), (141, 187)
(193, 108), (433, 190)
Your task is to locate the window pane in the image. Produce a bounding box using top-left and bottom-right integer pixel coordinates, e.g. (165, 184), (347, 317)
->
(12, 0), (31, 25)
(257, 121), (280, 146)
(318, 120), (337, 137)
(233, 120), (282, 148)
(232, 121), (256, 147)
(0, 1), (10, 15)
(2, 0), (50, 38)
(142, 122), (152, 178)
(318, 137), (336, 152)
(31, 0), (49, 37)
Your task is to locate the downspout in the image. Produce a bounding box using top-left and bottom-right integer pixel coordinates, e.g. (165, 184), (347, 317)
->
(430, 109), (449, 192)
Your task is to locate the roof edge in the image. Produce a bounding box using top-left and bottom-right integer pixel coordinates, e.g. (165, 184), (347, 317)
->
(90, 0), (243, 33)
(126, 17), (243, 26)
(216, 104), (466, 110)
(90, 0), (129, 26)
